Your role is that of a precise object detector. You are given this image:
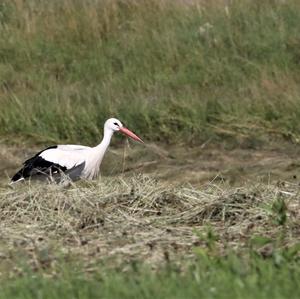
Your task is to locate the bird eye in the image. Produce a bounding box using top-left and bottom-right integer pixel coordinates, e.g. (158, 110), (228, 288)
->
(113, 122), (119, 126)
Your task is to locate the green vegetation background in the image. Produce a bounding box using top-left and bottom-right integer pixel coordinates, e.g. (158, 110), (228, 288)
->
(1, 0), (300, 144)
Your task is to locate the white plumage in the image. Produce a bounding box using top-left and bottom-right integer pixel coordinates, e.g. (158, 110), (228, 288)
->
(40, 147), (86, 169)
(11, 118), (143, 183)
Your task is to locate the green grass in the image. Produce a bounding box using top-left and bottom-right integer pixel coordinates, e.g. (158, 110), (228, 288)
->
(1, 0), (300, 144)
(1, 251), (300, 299)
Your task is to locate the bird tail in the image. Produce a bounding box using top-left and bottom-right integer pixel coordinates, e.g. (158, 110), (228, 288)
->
(10, 170), (24, 184)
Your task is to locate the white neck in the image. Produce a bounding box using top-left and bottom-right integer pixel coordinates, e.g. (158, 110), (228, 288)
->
(96, 126), (113, 149)
(85, 127), (114, 179)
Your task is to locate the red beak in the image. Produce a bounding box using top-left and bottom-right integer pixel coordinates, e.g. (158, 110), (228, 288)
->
(119, 127), (144, 143)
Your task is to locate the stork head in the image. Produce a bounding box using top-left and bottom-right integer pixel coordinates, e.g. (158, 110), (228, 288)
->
(104, 118), (144, 143)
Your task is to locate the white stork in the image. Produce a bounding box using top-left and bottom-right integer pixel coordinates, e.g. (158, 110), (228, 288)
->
(11, 118), (143, 183)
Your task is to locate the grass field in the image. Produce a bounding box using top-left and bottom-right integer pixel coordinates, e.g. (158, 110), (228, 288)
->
(1, 253), (299, 299)
(1, 0), (300, 298)
(1, 0), (300, 144)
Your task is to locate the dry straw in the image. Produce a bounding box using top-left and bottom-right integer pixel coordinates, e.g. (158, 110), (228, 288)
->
(0, 175), (299, 274)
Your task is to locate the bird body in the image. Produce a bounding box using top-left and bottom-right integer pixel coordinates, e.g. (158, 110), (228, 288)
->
(11, 118), (143, 183)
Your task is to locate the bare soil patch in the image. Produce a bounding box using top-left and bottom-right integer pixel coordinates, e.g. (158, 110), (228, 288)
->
(2, 140), (300, 186)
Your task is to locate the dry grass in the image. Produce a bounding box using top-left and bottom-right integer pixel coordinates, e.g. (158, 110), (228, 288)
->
(0, 175), (299, 276)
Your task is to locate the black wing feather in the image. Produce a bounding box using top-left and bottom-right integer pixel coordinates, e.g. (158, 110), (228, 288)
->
(11, 146), (67, 182)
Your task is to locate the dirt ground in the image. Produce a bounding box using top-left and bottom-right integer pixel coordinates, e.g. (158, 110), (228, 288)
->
(1, 139), (300, 273)
(1, 139), (300, 186)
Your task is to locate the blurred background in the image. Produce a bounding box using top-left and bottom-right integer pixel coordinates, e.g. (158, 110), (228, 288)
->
(1, 0), (300, 184)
